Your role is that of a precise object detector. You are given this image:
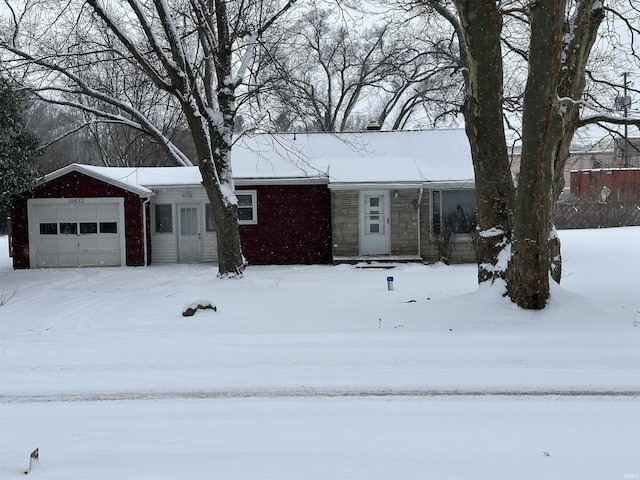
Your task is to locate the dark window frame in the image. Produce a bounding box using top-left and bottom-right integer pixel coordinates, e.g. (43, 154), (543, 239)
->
(205, 205), (217, 232)
(431, 189), (477, 237)
(39, 223), (58, 235)
(154, 204), (173, 233)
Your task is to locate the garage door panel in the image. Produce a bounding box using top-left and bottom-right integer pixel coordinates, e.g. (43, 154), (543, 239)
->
(57, 206), (79, 220)
(98, 237), (120, 250)
(79, 253), (99, 267)
(36, 207), (58, 221)
(79, 237), (99, 251)
(39, 237), (59, 250)
(58, 235), (80, 251)
(58, 252), (80, 267)
(38, 252), (60, 267)
(78, 205), (98, 221)
(98, 252), (120, 266)
(97, 204), (118, 219)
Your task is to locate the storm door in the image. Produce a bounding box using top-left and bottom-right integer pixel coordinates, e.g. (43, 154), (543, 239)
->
(178, 205), (202, 263)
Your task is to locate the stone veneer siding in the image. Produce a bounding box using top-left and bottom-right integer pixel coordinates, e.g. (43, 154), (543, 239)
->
(331, 190), (359, 256)
(389, 190), (419, 255)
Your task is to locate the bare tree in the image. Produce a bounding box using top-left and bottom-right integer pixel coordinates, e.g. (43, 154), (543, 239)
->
(416, 0), (640, 309)
(258, 7), (460, 132)
(1, 0), (297, 277)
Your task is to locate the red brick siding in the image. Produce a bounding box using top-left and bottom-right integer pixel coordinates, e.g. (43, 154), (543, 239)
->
(238, 184), (332, 265)
(10, 171), (147, 268)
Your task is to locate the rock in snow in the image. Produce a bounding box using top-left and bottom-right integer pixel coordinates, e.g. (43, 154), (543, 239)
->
(182, 300), (217, 317)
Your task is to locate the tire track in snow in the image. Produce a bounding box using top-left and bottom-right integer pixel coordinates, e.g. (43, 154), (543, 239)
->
(2, 388), (639, 403)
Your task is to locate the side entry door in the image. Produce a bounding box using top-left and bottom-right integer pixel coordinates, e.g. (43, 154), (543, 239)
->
(178, 205), (202, 263)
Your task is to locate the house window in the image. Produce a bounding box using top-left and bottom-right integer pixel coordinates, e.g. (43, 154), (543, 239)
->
(155, 204), (173, 233)
(236, 191), (257, 225)
(205, 205), (217, 232)
(432, 190), (477, 236)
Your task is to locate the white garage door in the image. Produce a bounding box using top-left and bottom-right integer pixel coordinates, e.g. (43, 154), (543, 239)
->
(28, 198), (125, 268)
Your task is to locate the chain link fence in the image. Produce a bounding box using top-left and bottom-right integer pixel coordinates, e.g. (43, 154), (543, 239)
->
(556, 201), (640, 229)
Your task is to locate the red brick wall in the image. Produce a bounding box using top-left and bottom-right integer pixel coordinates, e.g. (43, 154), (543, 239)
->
(10, 171), (147, 268)
(238, 184), (332, 265)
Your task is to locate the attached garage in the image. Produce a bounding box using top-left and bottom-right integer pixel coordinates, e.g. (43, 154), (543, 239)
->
(10, 165), (152, 269)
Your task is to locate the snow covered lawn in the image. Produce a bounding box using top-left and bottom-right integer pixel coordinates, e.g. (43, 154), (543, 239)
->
(1, 228), (639, 479)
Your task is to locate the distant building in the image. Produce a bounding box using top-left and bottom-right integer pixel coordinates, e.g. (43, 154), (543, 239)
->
(509, 140), (640, 195)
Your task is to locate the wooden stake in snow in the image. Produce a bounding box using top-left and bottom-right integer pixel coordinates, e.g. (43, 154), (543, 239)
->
(24, 448), (39, 475)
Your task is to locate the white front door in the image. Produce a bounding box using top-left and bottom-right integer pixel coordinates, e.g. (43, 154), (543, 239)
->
(359, 191), (390, 255)
(178, 205), (202, 263)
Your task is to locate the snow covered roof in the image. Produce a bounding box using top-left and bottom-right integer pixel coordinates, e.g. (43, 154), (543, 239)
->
(42, 129), (473, 194)
(41, 163), (156, 196)
(235, 129), (474, 185)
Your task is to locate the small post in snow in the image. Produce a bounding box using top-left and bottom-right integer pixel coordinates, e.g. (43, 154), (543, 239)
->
(387, 276), (394, 291)
(24, 448), (39, 475)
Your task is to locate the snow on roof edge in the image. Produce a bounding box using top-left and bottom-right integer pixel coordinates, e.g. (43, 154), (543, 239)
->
(40, 163), (154, 197)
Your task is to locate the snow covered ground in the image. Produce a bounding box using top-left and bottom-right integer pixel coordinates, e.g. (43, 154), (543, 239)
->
(1, 227), (639, 479)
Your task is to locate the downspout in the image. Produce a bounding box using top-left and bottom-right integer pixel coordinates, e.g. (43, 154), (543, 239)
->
(142, 196), (151, 266)
(417, 185), (424, 259)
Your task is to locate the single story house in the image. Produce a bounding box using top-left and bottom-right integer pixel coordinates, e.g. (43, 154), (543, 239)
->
(9, 129), (476, 269)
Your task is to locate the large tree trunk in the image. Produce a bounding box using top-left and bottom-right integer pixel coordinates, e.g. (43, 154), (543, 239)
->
(441, 0), (607, 309)
(453, 0), (516, 284)
(507, 0), (566, 309)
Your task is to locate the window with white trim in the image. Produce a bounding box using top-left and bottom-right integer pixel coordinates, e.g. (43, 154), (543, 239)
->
(236, 191), (257, 225)
(432, 189), (477, 236)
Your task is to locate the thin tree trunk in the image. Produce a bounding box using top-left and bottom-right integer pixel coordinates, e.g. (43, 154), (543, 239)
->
(184, 104), (245, 277)
(199, 159), (245, 277)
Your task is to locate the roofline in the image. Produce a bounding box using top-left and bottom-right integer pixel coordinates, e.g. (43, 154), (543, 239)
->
(329, 180), (475, 190)
(143, 177), (329, 189)
(235, 177), (329, 186)
(329, 182), (423, 190)
(570, 167), (640, 172)
(37, 163), (473, 193)
(40, 163), (154, 197)
(249, 128), (465, 137)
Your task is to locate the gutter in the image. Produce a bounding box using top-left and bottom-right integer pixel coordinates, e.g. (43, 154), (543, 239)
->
(142, 196), (152, 266)
(417, 185), (424, 258)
